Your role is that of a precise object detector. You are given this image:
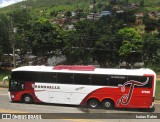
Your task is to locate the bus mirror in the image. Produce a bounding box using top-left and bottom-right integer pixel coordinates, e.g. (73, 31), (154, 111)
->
(2, 76), (9, 85)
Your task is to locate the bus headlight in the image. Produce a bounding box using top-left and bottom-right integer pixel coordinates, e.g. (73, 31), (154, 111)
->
(11, 95), (15, 98)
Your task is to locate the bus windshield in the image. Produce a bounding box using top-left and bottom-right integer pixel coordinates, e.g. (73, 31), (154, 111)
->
(9, 80), (24, 91)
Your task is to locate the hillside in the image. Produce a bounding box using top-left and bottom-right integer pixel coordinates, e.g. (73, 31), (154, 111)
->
(0, 0), (95, 13)
(0, 0), (159, 14)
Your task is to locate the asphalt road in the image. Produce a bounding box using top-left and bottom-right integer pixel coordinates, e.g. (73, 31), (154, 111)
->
(0, 88), (160, 122)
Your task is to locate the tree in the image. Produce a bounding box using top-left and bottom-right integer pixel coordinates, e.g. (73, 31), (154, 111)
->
(65, 11), (72, 18)
(157, 19), (160, 37)
(50, 10), (58, 17)
(116, 10), (136, 25)
(94, 35), (120, 67)
(63, 20), (98, 64)
(143, 34), (160, 71)
(0, 14), (10, 61)
(28, 18), (63, 57)
(117, 27), (143, 66)
(109, 0), (118, 5)
(140, 0), (144, 7)
(92, 16), (123, 67)
(8, 9), (33, 64)
(143, 14), (158, 32)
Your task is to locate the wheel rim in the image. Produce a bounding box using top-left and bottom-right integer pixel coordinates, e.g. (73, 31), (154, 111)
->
(24, 96), (30, 102)
(105, 102), (111, 108)
(90, 100), (98, 108)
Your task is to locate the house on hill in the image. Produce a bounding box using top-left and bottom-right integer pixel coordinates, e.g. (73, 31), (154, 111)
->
(100, 11), (111, 17)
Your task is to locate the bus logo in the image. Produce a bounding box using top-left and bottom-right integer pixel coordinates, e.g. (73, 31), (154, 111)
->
(116, 77), (149, 106)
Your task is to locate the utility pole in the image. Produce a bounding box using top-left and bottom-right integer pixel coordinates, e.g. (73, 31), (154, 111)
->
(10, 17), (17, 68)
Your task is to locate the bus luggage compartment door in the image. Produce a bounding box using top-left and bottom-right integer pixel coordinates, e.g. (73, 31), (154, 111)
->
(65, 93), (74, 104)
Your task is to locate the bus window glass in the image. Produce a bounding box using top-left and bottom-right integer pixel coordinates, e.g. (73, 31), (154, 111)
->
(92, 74), (109, 86)
(41, 72), (56, 83)
(26, 72), (41, 82)
(127, 76), (139, 81)
(9, 80), (24, 91)
(74, 74), (91, 85)
(109, 75), (127, 86)
(11, 71), (25, 81)
(57, 73), (73, 84)
(139, 76), (152, 88)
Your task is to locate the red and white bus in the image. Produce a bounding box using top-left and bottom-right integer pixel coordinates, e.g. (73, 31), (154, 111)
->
(8, 65), (156, 109)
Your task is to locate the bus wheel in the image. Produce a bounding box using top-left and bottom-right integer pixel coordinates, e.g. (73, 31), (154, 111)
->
(87, 99), (99, 109)
(23, 95), (33, 104)
(101, 99), (114, 109)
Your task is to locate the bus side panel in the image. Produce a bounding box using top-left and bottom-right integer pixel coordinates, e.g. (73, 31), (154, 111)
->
(116, 88), (153, 108)
(9, 82), (42, 102)
(81, 87), (153, 108)
(80, 87), (123, 106)
(25, 82), (42, 102)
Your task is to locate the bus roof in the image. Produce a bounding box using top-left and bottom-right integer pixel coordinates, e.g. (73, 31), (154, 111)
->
(12, 66), (156, 76)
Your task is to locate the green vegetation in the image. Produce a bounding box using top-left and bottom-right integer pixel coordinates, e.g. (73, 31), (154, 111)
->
(0, 0), (93, 14)
(0, 0), (160, 68)
(155, 80), (160, 100)
(0, 69), (10, 87)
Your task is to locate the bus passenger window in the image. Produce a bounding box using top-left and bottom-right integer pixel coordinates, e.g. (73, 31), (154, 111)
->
(74, 74), (91, 85)
(57, 73), (73, 84)
(92, 75), (109, 86)
(139, 76), (152, 88)
(41, 72), (56, 83)
(109, 75), (127, 86)
(127, 76), (139, 82)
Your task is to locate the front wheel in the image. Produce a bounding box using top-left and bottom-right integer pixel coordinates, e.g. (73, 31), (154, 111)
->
(101, 99), (114, 109)
(87, 99), (99, 109)
(23, 95), (33, 104)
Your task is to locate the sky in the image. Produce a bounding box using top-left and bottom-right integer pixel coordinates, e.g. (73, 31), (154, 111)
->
(0, 0), (24, 8)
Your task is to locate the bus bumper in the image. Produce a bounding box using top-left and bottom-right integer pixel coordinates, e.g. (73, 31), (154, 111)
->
(8, 91), (21, 101)
(150, 97), (154, 108)
(150, 102), (154, 108)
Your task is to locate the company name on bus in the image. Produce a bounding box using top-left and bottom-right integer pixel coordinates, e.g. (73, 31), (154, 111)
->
(34, 85), (60, 89)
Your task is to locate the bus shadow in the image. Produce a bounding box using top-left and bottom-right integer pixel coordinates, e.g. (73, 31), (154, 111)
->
(78, 106), (155, 113)
(11, 101), (155, 113)
(34, 102), (155, 113)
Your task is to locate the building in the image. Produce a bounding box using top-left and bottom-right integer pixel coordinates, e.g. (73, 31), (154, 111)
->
(100, 11), (111, 17)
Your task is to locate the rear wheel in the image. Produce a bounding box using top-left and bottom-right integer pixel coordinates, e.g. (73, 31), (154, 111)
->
(101, 99), (114, 109)
(23, 95), (33, 104)
(87, 99), (99, 109)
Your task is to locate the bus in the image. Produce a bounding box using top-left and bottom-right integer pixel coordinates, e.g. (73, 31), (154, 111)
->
(8, 65), (156, 109)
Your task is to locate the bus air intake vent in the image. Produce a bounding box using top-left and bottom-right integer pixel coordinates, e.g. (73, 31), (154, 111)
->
(53, 65), (95, 71)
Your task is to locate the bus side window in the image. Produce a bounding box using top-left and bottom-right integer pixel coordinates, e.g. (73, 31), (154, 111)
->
(127, 76), (139, 82)
(57, 73), (73, 84)
(41, 72), (57, 83)
(74, 74), (91, 85)
(139, 76), (152, 88)
(10, 80), (18, 90)
(109, 75), (127, 86)
(91, 74), (109, 86)
(9, 80), (24, 91)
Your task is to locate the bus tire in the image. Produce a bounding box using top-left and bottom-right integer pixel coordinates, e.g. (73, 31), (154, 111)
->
(101, 99), (114, 109)
(87, 99), (99, 109)
(23, 94), (33, 104)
